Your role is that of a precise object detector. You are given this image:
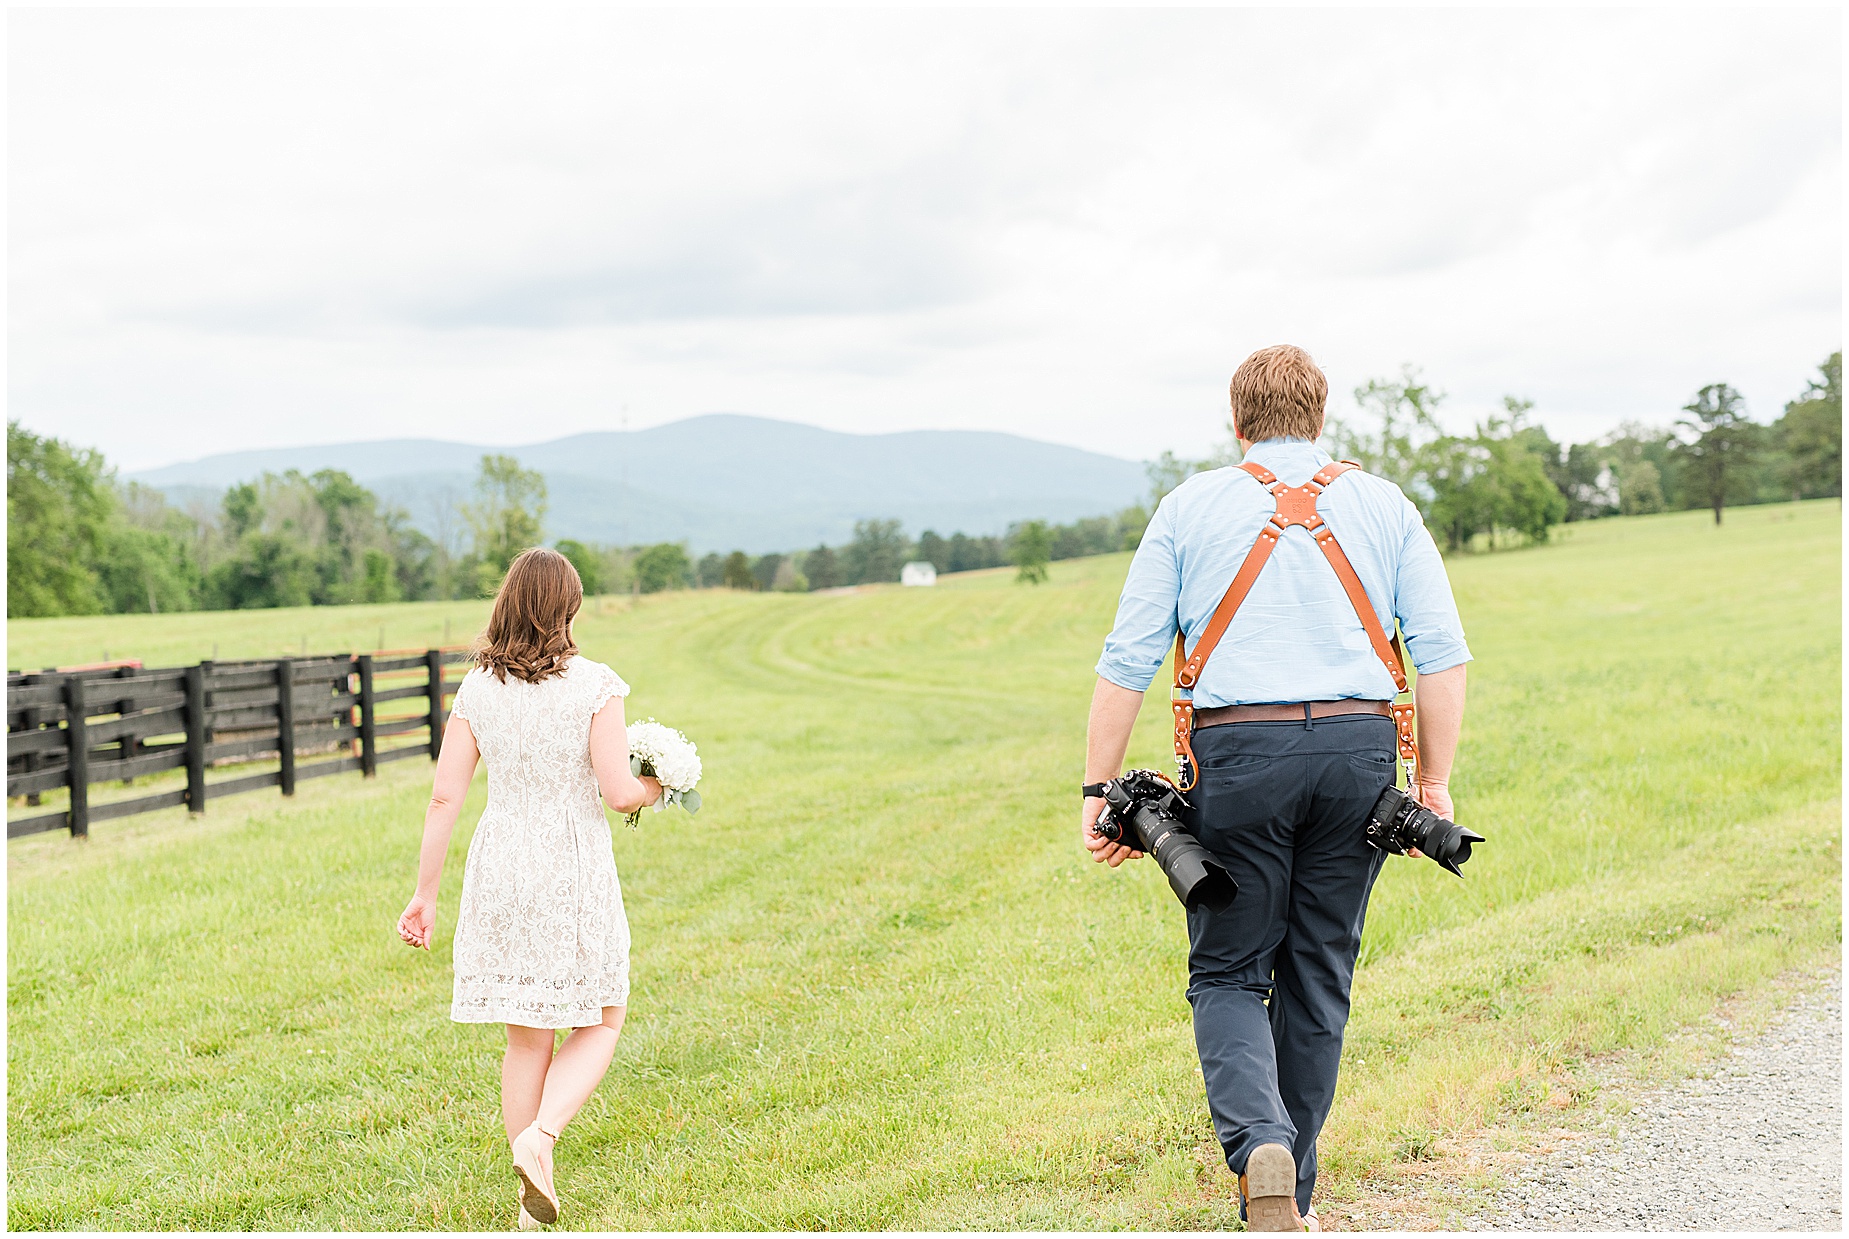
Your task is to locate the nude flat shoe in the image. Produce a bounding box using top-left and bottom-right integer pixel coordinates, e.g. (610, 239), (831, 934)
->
(511, 1122), (560, 1226)
(1240, 1143), (1305, 1232)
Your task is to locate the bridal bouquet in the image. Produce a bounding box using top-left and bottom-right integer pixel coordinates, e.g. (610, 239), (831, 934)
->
(625, 719), (703, 827)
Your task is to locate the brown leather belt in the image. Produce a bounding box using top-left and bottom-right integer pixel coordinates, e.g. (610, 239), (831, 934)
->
(1193, 700), (1392, 729)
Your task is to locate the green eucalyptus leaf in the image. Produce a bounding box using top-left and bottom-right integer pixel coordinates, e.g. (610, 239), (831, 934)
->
(681, 789), (702, 814)
(629, 755), (642, 776)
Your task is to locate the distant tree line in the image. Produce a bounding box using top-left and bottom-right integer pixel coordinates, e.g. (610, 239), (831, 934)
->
(1153, 351), (1840, 552)
(6, 437), (666, 618)
(8, 352), (1835, 616)
(685, 506), (1150, 595)
(5, 424), (1145, 615)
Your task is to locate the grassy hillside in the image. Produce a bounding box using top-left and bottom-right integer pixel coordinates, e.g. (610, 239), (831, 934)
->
(7, 501), (1840, 1229)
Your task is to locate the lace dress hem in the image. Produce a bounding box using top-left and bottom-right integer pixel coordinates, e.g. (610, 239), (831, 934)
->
(452, 970), (630, 1027)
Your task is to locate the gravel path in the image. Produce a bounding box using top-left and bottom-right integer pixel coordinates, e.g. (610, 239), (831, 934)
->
(1489, 974), (1841, 1231)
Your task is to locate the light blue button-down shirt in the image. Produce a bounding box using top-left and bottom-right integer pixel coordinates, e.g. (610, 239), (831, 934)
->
(1096, 438), (1471, 706)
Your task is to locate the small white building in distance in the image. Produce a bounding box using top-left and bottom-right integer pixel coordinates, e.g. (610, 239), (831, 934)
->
(900, 561), (938, 587)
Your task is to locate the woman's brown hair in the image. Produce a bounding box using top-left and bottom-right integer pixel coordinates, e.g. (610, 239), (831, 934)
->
(474, 547), (583, 683)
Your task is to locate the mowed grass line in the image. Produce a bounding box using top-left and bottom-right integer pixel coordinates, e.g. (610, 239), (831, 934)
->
(7, 500), (1840, 1229)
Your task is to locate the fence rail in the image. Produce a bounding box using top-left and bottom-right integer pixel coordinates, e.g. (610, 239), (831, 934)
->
(6, 648), (470, 839)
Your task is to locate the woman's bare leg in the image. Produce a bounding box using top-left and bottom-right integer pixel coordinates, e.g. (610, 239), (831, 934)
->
(503, 1024), (557, 1145)
(524, 1006), (626, 1175)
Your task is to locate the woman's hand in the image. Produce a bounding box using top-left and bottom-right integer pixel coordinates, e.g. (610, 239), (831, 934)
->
(398, 893), (436, 950)
(590, 698), (668, 813)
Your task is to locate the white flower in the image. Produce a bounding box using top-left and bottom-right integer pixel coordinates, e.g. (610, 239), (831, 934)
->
(626, 719), (702, 793)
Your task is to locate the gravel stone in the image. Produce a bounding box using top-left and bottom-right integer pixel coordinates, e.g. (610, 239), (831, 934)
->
(1486, 975), (1841, 1231)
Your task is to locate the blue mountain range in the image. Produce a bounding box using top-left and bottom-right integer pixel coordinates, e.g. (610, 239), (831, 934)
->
(130, 414), (1150, 554)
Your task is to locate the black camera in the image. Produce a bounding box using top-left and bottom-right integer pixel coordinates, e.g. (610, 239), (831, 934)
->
(1093, 770), (1238, 912)
(1365, 784), (1484, 876)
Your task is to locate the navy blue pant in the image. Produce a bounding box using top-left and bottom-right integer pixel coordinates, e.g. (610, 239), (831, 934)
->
(1184, 713), (1394, 1216)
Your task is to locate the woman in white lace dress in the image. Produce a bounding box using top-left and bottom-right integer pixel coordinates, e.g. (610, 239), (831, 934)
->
(396, 548), (660, 1228)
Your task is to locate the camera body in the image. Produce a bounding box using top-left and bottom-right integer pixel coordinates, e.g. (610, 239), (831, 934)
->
(1093, 769), (1238, 912)
(1364, 784), (1484, 876)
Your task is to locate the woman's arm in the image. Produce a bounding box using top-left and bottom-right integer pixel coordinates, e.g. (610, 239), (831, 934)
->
(396, 713), (481, 950)
(589, 695), (662, 815)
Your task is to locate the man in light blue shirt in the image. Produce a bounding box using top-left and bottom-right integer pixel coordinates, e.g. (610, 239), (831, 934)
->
(1096, 445), (1471, 708)
(1082, 346), (1470, 1230)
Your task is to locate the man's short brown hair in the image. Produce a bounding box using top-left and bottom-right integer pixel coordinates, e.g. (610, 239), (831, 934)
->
(1229, 345), (1328, 443)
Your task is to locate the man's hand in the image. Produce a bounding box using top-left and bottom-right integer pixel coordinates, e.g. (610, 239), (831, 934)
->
(1082, 795), (1144, 867)
(1411, 779), (1453, 820)
(1403, 779), (1455, 858)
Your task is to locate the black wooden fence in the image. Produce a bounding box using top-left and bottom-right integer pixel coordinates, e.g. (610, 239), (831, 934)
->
(6, 648), (471, 839)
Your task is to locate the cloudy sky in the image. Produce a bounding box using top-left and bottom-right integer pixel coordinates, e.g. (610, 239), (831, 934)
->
(9, 7), (1840, 472)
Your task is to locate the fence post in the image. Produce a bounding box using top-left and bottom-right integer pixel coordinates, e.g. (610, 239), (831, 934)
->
(64, 675), (89, 838)
(357, 654), (377, 777)
(276, 658), (296, 796)
(424, 649), (446, 762)
(185, 663), (207, 814)
(116, 663), (139, 784)
(24, 702), (43, 807)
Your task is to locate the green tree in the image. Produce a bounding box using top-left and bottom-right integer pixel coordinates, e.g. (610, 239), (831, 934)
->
(360, 549), (399, 603)
(1617, 459), (1665, 515)
(96, 483), (202, 614)
(1675, 384), (1759, 525)
(772, 558), (808, 592)
(1012, 519), (1052, 584)
(1325, 367), (1446, 496)
(222, 481), (262, 538)
(802, 544), (839, 590)
(722, 550), (755, 590)
(598, 546), (636, 596)
(752, 553), (782, 592)
(1602, 423), (1682, 512)
(309, 470), (384, 602)
(1146, 451), (1198, 507)
(465, 455), (547, 578)
(696, 552), (726, 588)
(386, 515), (439, 602)
(554, 539), (603, 594)
(633, 543), (692, 594)
(947, 532), (1005, 572)
(1116, 504), (1151, 551)
(7, 422), (115, 617)
(1773, 351), (1841, 500)
(96, 525), (195, 614)
(843, 519), (906, 584)
(207, 532), (318, 609)
(1424, 410), (1566, 551)
(914, 530), (947, 572)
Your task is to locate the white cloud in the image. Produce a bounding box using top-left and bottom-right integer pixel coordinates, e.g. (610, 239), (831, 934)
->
(8, 7), (1840, 470)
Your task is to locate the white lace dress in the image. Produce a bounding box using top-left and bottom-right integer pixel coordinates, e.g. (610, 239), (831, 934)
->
(448, 655), (632, 1028)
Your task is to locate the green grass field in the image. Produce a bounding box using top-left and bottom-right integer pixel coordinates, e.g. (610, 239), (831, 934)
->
(8, 501), (1840, 1230)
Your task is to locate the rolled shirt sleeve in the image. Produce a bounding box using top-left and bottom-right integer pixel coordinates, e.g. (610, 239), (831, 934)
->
(1095, 499), (1182, 692)
(1392, 499), (1473, 675)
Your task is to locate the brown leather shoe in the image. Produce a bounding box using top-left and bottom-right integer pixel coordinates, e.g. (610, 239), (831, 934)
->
(1239, 1143), (1304, 1232)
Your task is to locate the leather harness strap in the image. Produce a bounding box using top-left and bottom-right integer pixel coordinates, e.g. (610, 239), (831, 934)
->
(1172, 460), (1421, 791)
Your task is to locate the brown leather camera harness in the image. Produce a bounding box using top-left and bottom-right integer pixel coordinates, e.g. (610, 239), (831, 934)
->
(1171, 459), (1420, 793)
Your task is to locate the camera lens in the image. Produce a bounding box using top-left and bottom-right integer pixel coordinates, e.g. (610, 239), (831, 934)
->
(1133, 807), (1238, 913)
(1403, 804), (1485, 876)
